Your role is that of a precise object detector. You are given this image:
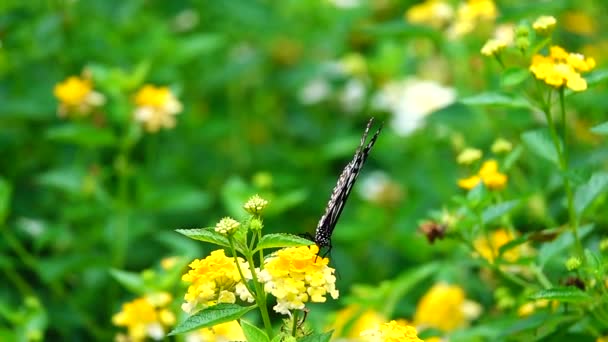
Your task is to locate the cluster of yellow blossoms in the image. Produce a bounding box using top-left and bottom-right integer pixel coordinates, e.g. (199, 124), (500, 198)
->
(181, 249), (253, 314)
(458, 159), (507, 191)
(473, 228), (521, 263)
(406, 0), (497, 39)
(530, 45), (596, 92)
(258, 245), (339, 315)
(361, 320), (423, 342)
(414, 283), (480, 332)
(112, 292), (175, 341)
(133, 84), (183, 132)
(53, 75), (105, 117)
(54, 75), (182, 133)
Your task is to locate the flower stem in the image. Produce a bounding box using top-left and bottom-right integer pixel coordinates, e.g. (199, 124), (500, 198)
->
(291, 310), (300, 337)
(542, 89), (582, 257)
(244, 252), (274, 338)
(228, 238), (255, 298)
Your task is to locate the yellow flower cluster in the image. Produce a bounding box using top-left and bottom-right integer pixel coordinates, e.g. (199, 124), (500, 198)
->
(53, 76), (105, 117)
(133, 84), (183, 132)
(473, 228), (520, 263)
(413, 283), (477, 332)
(186, 320), (246, 342)
(480, 38), (507, 57)
(457, 148), (482, 165)
(530, 46), (596, 91)
(331, 305), (386, 338)
(112, 292), (175, 341)
(532, 15), (556, 35)
(458, 159), (507, 190)
(258, 245), (339, 315)
(360, 320), (423, 342)
(181, 250), (253, 314)
(405, 0), (498, 39)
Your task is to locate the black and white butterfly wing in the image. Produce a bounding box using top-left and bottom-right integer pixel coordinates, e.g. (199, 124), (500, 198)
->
(314, 118), (382, 252)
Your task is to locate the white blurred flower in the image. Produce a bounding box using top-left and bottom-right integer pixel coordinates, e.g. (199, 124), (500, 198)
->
(299, 78), (331, 105)
(328, 0), (361, 9)
(373, 78), (456, 136)
(358, 171), (403, 205)
(340, 78), (367, 113)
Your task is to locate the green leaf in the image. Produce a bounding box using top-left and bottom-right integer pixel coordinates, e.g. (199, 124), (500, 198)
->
(168, 304), (256, 335)
(591, 121), (608, 135)
(538, 224), (593, 267)
(501, 68), (530, 87)
(585, 69), (608, 87)
(521, 129), (560, 165)
(175, 228), (230, 248)
(0, 177), (11, 224)
(460, 92), (532, 109)
(240, 320), (269, 342)
(528, 287), (591, 303)
(482, 200), (520, 224)
(109, 269), (145, 294)
(574, 172), (608, 216)
(298, 331), (333, 342)
(383, 263), (439, 316)
(254, 234), (313, 253)
(45, 123), (117, 148)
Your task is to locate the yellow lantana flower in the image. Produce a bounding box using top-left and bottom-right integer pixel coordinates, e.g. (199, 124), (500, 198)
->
(458, 159), (507, 190)
(532, 15), (557, 35)
(413, 283), (480, 332)
(133, 84), (183, 133)
(405, 0), (454, 29)
(53, 75), (105, 117)
(530, 45), (596, 91)
(473, 228), (520, 263)
(258, 245), (339, 315)
(360, 320), (423, 342)
(181, 250), (253, 314)
(331, 305), (386, 339)
(112, 292), (175, 341)
(185, 320), (246, 342)
(457, 148), (483, 165)
(480, 38), (507, 57)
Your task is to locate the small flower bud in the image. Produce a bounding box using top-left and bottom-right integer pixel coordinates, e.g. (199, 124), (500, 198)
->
(516, 37), (530, 51)
(533, 16), (556, 35)
(480, 39), (507, 57)
(249, 217), (264, 231)
(457, 148), (483, 165)
(215, 217), (241, 235)
(515, 25), (529, 38)
(600, 238), (608, 251)
(491, 138), (513, 154)
(565, 257), (581, 271)
(243, 194), (269, 215)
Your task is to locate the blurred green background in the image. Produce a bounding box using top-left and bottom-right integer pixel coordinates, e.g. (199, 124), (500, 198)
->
(1, 0), (607, 340)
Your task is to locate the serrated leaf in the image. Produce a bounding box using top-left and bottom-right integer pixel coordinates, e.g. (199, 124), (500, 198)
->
(169, 304), (256, 335)
(574, 172), (608, 216)
(538, 224), (593, 267)
(501, 68), (530, 87)
(460, 92), (532, 109)
(45, 123), (117, 147)
(109, 269), (145, 294)
(590, 121), (608, 135)
(254, 234), (313, 253)
(521, 129), (560, 165)
(482, 200), (520, 224)
(529, 287), (591, 303)
(241, 320), (269, 342)
(176, 228), (230, 248)
(298, 331), (333, 342)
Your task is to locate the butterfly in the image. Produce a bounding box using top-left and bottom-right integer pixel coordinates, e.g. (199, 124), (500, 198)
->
(314, 118), (383, 255)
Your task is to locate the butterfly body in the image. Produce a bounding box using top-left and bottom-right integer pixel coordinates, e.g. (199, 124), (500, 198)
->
(314, 118), (382, 254)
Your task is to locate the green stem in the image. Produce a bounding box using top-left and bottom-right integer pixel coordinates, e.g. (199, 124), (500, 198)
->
(257, 230), (264, 269)
(559, 88), (582, 256)
(531, 264), (552, 289)
(244, 252), (274, 338)
(542, 89), (582, 257)
(291, 310), (300, 337)
(228, 238), (255, 298)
